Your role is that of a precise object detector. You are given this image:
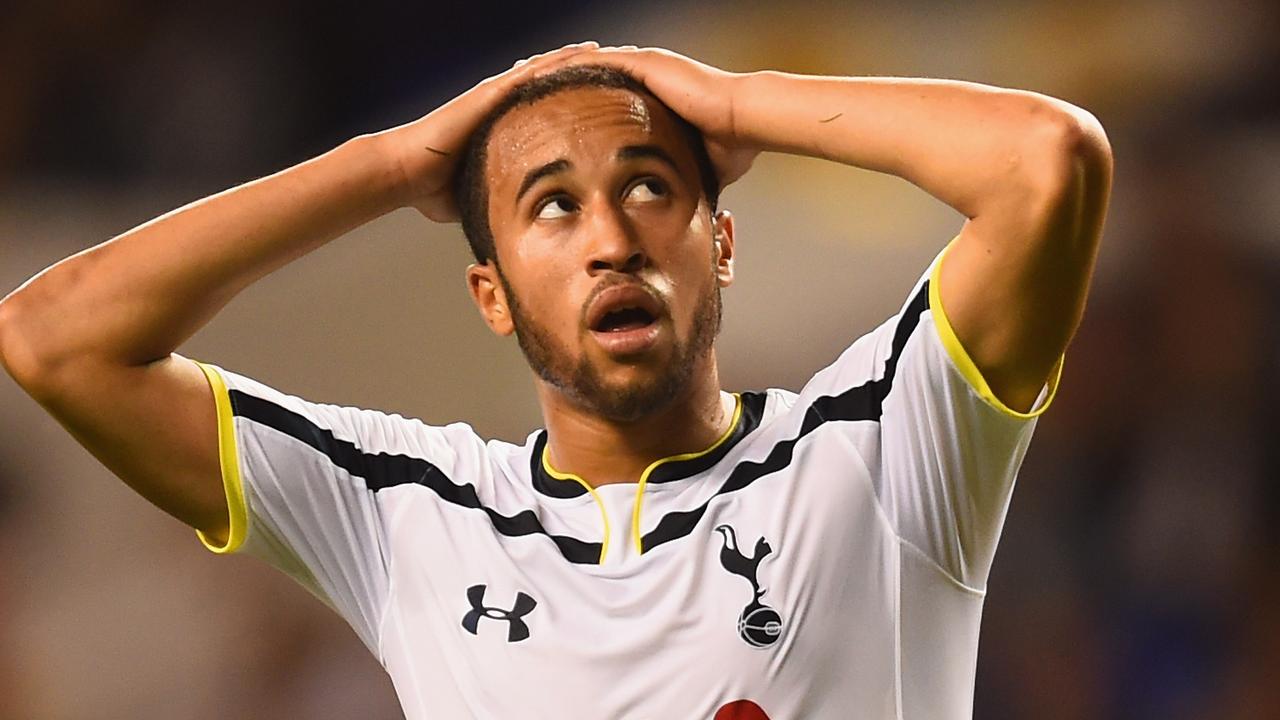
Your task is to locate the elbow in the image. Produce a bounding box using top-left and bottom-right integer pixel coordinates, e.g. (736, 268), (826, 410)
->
(0, 295), (39, 392)
(0, 293), (63, 398)
(997, 101), (1114, 255)
(0, 296), (30, 387)
(1069, 108), (1113, 172)
(0, 295), (19, 376)
(1022, 102), (1114, 200)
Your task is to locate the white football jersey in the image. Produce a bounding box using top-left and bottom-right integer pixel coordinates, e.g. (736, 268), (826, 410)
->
(194, 243), (1058, 719)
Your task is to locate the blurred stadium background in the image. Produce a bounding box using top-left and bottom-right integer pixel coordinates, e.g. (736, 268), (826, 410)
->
(1, 1), (1276, 718)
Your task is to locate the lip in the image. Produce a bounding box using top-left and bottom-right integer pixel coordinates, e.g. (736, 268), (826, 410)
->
(583, 281), (668, 357)
(584, 283), (666, 333)
(589, 321), (664, 356)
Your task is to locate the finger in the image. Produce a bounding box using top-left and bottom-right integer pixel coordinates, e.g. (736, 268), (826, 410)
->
(511, 41), (599, 72)
(528, 41), (599, 62)
(553, 49), (641, 76)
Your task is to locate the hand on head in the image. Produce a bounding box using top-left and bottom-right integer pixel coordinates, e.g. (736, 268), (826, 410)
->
(561, 45), (759, 187)
(387, 41), (603, 222)
(387, 42), (757, 223)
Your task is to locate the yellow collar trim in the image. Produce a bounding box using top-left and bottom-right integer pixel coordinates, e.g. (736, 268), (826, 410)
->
(632, 393), (743, 555)
(539, 393), (745, 562)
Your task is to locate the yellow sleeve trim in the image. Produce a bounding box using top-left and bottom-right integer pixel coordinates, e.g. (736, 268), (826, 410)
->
(194, 362), (249, 554)
(928, 241), (1063, 420)
(632, 393), (743, 555)
(540, 452), (612, 565)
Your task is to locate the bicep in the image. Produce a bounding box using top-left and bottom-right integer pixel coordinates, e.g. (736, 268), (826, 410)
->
(32, 353), (229, 540)
(937, 111), (1113, 411)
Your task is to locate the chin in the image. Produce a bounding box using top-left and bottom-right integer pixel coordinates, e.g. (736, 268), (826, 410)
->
(517, 306), (715, 423)
(572, 358), (693, 423)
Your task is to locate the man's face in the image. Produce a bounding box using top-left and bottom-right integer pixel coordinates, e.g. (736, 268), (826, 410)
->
(469, 86), (734, 422)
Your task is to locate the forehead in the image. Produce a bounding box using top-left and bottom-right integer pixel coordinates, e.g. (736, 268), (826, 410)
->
(485, 86), (692, 195)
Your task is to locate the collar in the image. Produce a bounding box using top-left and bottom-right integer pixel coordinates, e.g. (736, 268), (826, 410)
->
(529, 391), (767, 499)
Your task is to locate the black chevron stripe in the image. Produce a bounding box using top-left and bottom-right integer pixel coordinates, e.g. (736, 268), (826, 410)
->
(640, 280), (931, 553)
(228, 391), (604, 565)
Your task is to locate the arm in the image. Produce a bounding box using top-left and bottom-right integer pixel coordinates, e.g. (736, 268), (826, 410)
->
(0, 42), (600, 544)
(588, 49), (1113, 412)
(0, 137), (399, 544)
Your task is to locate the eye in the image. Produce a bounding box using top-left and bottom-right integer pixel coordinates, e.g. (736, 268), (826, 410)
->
(625, 178), (669, 203)
(535, 195), (577, 220)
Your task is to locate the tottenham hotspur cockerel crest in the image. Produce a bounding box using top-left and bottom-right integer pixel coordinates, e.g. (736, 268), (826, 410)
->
(715, 525), (785, 648)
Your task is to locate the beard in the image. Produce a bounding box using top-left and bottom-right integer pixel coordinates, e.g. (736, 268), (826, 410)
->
(499, 268), (722, 423)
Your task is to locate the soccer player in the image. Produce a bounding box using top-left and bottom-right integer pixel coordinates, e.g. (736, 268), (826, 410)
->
(0, 42), (1111, 718)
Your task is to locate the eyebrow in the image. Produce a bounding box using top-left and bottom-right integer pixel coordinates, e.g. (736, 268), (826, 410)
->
(617, 144), (679, 172)
(516, 159), (571, 204)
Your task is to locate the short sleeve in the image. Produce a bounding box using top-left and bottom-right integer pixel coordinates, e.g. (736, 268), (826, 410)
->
(192, 362), (477, 655)
(793, 239), (1061, 591)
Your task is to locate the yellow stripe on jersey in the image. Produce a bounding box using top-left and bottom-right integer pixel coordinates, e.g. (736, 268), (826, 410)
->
(540, 452), (613, 565)
(632, 393), (743, 556)
(928, 238), (1063, 420)
(194, 361), (249, 554)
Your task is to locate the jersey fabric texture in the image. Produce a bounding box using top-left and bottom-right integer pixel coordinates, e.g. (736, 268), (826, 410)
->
(194, 241), (1060, 720)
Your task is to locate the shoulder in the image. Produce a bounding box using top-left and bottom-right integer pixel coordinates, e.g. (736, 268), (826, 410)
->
(205, 362), (494, 469)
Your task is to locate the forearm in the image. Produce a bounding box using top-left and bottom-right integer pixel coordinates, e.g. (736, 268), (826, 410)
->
(732, 71), (1105, 219)
(0, 133), (405, 383)
(721, 67), (1110, 410)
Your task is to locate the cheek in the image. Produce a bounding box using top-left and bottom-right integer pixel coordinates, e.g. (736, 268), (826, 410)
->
(686, 203), (714, 238)
(665, 249), (719, 325)
(537, 291), (584, 336)
(507, 263), (586, 336)
(639, 196), (710, 241)
(641, 205), (711, 265)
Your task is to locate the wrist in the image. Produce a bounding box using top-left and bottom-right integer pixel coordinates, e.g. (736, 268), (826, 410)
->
(359, 128), (424, 211)
(728, 71), (782, 151)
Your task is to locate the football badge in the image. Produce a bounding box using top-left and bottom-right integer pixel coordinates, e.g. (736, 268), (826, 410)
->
(714, 525), (784, 648)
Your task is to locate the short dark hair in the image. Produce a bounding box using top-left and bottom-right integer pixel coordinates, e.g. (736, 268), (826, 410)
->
(453, 64), (720, 264)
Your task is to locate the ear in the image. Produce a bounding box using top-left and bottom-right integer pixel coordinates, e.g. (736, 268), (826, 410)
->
(712, 210), (736, 288)
(466, 262), (515, 337)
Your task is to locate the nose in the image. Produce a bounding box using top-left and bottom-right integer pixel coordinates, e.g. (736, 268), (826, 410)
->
(585, 201), (646, 275)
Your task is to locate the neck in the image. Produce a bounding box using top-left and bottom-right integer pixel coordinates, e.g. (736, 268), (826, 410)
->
(536, 355), (732, 487)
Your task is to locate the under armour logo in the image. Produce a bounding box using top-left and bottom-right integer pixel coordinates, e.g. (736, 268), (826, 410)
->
(715, 525), (784, 648)
(461, 584), (537, 642)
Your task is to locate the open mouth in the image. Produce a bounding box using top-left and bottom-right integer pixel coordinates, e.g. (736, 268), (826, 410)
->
(584, 282), (666, 355)
(593, 306), (657, 333)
